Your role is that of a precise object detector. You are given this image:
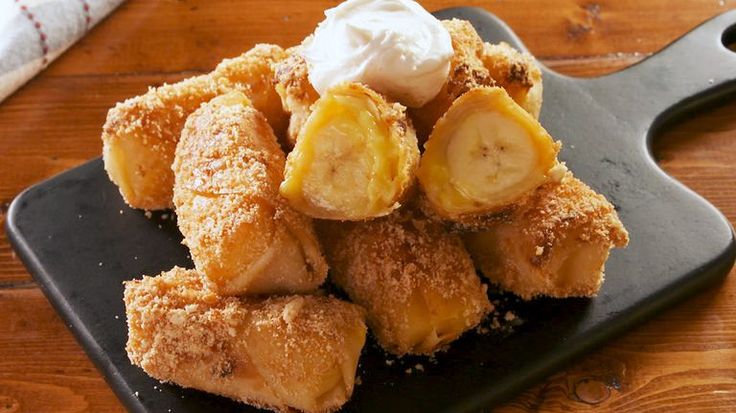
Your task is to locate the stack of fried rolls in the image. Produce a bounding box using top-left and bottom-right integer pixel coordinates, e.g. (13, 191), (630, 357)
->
(106, 18), (628, 413)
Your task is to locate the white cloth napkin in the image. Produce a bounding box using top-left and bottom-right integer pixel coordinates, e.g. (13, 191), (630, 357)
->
(0, 0), (125, 103)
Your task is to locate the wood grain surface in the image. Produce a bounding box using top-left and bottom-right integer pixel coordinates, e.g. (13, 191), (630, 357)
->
(1, 0), (735, 412)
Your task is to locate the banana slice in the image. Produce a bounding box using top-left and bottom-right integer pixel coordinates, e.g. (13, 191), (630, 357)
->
(417, 86), (560, 221)
(280, 83), (419, 220)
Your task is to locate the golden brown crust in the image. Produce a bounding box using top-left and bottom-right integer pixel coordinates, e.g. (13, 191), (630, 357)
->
(212, 44), (290, 138)
(318, 207), (492, 355)
(124, 267), (367, 413)
(102, 44), (289, 210)
(173, 92), (327, 296)
(409, 19), (494, 144)
(464, 172), (629, 300)
(481, 42), (543, 119)
(273, 46), (321, 148)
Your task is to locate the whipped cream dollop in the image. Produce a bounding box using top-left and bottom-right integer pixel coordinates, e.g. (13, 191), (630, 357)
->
(302, 0), (454, 108)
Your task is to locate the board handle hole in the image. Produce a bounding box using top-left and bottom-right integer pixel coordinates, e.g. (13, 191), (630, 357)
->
(723, 24), (736, 52)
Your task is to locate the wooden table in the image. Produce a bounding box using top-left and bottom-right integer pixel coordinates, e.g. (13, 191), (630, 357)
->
(1, 1), (735, 411)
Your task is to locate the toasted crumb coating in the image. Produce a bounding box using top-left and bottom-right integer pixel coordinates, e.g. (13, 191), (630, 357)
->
(409, 19), (494, 144)
(102, 44), (288, 210)
(273, 46), (321, 148)
(464, 172), (629, 300)
(318, 208), (492, 356)
(173, 92), (327, 296)
(124, 267), (367, 413)
(481, 42), (543, 119)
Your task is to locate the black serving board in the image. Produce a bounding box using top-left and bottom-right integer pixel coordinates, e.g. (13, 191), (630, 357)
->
(6, 7), (736, 413)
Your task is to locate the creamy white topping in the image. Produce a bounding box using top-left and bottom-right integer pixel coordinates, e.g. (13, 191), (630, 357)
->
(302, 0), (453, 108)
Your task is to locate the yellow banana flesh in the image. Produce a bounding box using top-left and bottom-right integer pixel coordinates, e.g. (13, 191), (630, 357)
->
(417, 86), (560, 221)
(280, 83), (419, 220)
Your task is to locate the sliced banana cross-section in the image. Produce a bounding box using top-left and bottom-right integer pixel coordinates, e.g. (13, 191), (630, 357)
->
(280, 83), (419, 220)
(417, 86), (560, 222)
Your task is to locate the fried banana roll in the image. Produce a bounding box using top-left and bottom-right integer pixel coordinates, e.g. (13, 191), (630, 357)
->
(125, 267), (367, 413)
(173, 92), (327, 295)
(481, 42), (543, 119)
(417, 86), (561, 223)
(102, 44), (288, 210)
(410, 19), (494, 143)
(273, 46), (320, 148)
(280, 83), (420, 220)
(318, 209), (492, 355)
(464, 173), (629, 300)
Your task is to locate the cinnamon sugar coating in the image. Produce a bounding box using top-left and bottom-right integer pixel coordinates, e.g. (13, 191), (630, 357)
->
(124, 267), (366, 413)
(465, 172), (629, 300)
(409, 19), (495, 144)
(102, 44), (288, 210)
(480, 42), (543, 119)
(173, 92), (327, 296)
(318, 208), (491, 355)
(272, 46), (321, 148)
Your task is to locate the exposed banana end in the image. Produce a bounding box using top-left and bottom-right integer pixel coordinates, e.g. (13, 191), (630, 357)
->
(101, 75), (218, 210)
(280, 83), (420, 220)
(417, 86), (560, 222)
(464, 173), (629, 300)
(481, 42), (544, 119)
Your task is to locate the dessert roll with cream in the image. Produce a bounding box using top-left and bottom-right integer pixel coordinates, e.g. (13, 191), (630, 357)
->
(464, 172), (629, 299)
(125, 267), (367, 413)
(481, 42), (544, 119)
(318, 208), (492, 356)
(417, 87), (562, 226)
(102, 44), (288, 210)
(280, 83), (420, 221)
(173, 92), (327, 296)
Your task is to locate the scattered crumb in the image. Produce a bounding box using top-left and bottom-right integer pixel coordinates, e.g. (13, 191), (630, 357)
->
(144, 211), (152, 219)
(114, 315), (119, 320)
(77, 214), (83, 219)
(504, 311), (516, 322)
(161, 213), (170, 220)
(119, 210), (124, 215)
(385, 359), (394, 366)
(405, 368), (412, 374)
(415, 363), (424, 372)
(158, 224), (162, 229)
(355, 376), (362, 386)
(134, 391), (139, 397)
(134, 256), (138, 260)
(98, 262), (103, 267)
(535, 246), (544, 256)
